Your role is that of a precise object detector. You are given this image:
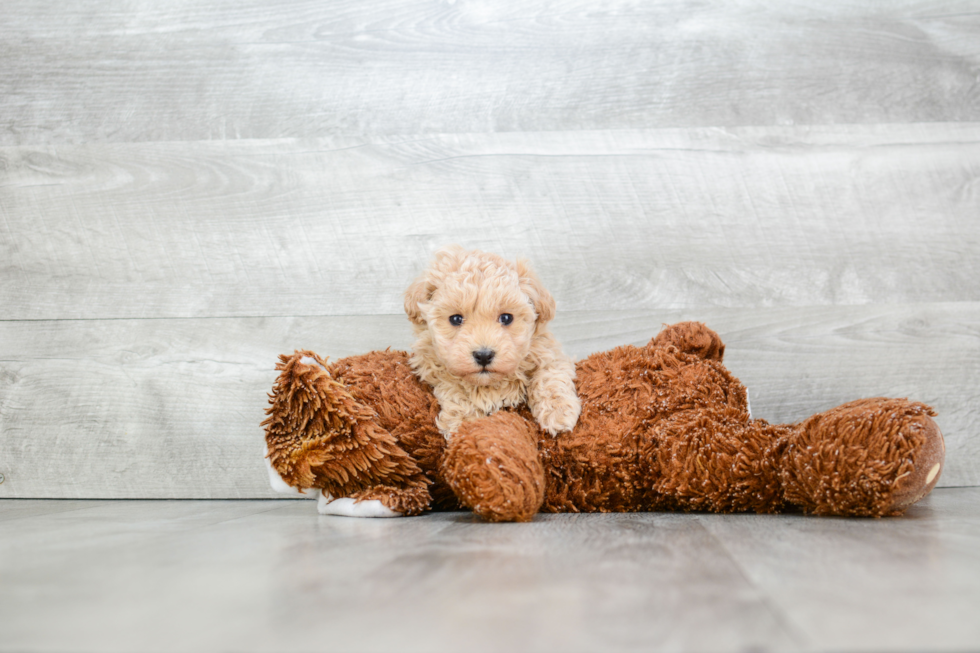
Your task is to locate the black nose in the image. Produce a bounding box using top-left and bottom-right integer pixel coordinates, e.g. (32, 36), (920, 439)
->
(473, 349), (495, 367)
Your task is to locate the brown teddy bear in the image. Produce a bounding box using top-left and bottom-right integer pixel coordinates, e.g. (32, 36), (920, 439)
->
(262, 321), (945, 522)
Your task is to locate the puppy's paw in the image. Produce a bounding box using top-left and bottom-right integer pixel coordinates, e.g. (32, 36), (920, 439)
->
(533, 396), (581, 436)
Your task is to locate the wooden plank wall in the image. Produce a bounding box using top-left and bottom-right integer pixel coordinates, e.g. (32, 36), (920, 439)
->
(1, 1), (978, 497)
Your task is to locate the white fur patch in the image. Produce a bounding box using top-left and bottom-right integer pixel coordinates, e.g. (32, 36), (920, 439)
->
(317, 494), (402, 518)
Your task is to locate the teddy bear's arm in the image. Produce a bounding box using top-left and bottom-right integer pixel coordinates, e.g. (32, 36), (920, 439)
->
(441, 410), (546, 522)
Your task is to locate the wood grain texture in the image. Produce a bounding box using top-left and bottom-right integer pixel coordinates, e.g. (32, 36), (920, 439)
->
(1, 303), (976, 499)
(699, 488), (980, 649)
(2, 0), (979, 501)
(0, 502), (799, 653)
(1, 1), (979, 145)
(3, 123), (979, 320)
(2, 492), (979, 652)
(0, 499), (114, 524)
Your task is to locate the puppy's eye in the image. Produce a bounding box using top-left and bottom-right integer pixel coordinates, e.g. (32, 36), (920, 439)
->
(449, 314), (464, 327)
(498, 313), (514, 326)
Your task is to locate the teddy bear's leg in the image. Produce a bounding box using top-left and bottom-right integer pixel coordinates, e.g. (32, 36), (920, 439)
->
(440, 411), (545, 523)
(263, 351), (432, 516)
(780, 398), (945, 517)
(647, 406), (794, 513)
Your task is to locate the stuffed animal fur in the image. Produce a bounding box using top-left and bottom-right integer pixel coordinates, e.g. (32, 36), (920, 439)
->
(262, 321), (945, 522)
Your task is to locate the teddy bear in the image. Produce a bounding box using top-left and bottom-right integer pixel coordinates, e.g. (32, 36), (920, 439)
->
(262, 321), (945, 522)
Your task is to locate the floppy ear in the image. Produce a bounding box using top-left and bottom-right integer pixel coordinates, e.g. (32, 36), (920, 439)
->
(404, 273), (434, 326)
(516, 258), (556, 325)
(404, 245), (467, 325)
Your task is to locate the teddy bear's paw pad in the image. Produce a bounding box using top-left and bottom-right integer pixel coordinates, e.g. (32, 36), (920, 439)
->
(317, 494), (403, 518)
(887, 415), (945, 513)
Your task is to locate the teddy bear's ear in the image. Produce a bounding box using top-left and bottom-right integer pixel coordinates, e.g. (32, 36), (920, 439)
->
(516, 258), (556, 325)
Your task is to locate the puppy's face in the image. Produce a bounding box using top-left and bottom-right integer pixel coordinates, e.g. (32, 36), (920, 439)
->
(425, 271), (537, 385)
(406, 247), (555, 387)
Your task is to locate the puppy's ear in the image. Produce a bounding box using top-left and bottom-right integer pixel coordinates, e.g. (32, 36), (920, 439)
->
(404, 274), (434, 326)
(405, 246), (466, 325)
(516, 258), (556, 324)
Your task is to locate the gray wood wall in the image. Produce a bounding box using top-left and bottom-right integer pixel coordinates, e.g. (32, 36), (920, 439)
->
(1, 0), (978, 498)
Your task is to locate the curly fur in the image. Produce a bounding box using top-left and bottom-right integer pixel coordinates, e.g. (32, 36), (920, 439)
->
(264, 321), (945, 520)
(404, 246), (581, 437)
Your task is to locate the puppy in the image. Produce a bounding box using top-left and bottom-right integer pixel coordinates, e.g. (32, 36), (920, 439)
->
(404, 245), (581, 437)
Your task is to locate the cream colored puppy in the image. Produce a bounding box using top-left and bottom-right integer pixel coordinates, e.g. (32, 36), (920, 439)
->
(405, 245), (581, 437)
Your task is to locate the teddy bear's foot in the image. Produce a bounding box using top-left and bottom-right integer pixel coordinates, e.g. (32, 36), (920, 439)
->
(780, 398), (944, 517)
(441, 411), (545, 523)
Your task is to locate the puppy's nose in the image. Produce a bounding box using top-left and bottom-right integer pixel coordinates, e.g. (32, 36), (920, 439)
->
(472, 349), (495, 367)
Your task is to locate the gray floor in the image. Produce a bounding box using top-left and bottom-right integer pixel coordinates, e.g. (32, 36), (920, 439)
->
(2, 489), (980, 653)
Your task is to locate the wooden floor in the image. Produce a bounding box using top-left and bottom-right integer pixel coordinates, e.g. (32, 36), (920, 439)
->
(2, 488), (980, 653)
